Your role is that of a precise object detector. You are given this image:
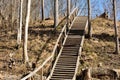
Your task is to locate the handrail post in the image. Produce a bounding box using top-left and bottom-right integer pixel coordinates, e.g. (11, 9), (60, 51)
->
(40, 68), (43, 80)
(64, 25), (67, 36)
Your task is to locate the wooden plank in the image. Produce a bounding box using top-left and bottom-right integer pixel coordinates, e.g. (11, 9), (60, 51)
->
(54, 67), (75, 70)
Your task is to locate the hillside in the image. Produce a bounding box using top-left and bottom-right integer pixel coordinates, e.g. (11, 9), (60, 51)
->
(78, 18), (120, 79)
(0, 17), (120, 79)
(0, 19), (59, 79)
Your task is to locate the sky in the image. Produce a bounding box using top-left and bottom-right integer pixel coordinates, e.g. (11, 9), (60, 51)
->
(44, 0), (120, 20)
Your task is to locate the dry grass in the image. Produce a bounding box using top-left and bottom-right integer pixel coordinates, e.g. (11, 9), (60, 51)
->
(0, 19), (59, 79)
(78, 18), (120, 77)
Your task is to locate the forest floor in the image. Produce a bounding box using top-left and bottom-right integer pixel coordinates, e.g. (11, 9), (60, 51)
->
(78, 18), (120, 80)
(0, 19), (60, 80)
(0, 17), (120, 80)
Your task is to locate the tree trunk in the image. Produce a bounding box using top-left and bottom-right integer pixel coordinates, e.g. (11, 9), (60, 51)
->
(17, 0), (23, 45)
(23, 0), (31, 64)
(113, 0), (119, 54)
(87, 0), (92, 38)
(67, 0), (70, 26)
(54, 0), (59, 28)
(41, 0), (44, 20)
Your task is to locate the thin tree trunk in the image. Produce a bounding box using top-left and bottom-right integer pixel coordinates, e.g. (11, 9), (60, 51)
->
(41, 0), (44, 20)
(17, 0), (23, 45)
(67, 0), (70, 33)
(38, 0), (41, 20)
(113, 0), (119, 54)
(54, 0), (59, 28)
(87, 0), (92, 38)
(23, 0), (31, 63)
(10, 0), (13, 32)
(67, 0), (70, 24)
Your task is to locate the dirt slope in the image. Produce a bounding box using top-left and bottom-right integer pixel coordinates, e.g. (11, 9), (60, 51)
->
(79, 17), (120, 72)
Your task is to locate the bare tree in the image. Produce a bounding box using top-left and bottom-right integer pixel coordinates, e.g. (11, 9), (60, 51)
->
(41, 0), (44, 20)
(113, 0), (119, 54)
(87, 0), (92, 38)
(54, 0), (59, 28)
(67, 0), (70, 29)
(23, 0), (31, 64)
(17, 0), (23, 45)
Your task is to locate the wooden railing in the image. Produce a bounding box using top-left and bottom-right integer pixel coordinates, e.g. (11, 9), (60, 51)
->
(21, 7), (78, 80)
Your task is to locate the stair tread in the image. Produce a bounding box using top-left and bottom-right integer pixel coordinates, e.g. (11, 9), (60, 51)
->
(57, 61), (76, 64)
(56, 64), (76, 66)
(55, 68), (75, 70)
(54, 67), (75, 70)
(52, 74), (74, 76)
(57, 59), (77, 62)
(51, 76), (73, 79)
(61, 51), (78, 53)
(53, 71), (75, 73)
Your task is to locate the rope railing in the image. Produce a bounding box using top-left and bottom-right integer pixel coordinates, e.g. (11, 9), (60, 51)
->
(21, 7), (78, 80)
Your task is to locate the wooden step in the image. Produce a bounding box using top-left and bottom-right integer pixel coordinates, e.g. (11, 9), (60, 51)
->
(61, 53), (78, 56)
(54, 70), (75, 73)
(59, 57), (77, 59)
(62, 50), (78, 52)
(52, 74), (74, 77)
(56, 64), (76, 66)
(57, 59), (77, 62)
(54, 68), (75, 72)
(53, 71), (74, 74)
(57, 60), (76, 63)
(62, 47), (79, 50)
(60, 54), (78, 56)
(52, 73), (74, 76)
(56, 64), (76, 67)
(50, 78), (71, 80)
(51, 76), (73, 79)
(55, 67), (75, 70)
(61, 53), (78, 55)
(54, 68), (75, 71)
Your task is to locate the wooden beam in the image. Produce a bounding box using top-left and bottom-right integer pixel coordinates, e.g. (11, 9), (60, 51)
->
(54, 0), (59, 28)
(113, 0), (119, 54)
(87, 0), (92, 38)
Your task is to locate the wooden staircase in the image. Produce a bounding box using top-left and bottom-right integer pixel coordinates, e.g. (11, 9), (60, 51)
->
(48, 16), (88, 80)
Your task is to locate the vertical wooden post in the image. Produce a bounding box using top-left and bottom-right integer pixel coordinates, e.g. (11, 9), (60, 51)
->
(54, 0), (59, 28)
(87, 0), (92, 38)
(41, 0), (44, 20)
(67, 0), (70, 30)
(84, 68), (91, 80)
(40, 68), (43, 80)
(23, 0), (31, 63)
(113, 0), (119, 54)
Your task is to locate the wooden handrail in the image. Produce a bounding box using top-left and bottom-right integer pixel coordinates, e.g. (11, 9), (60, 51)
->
(21, 7), (78, 80)
(21, 23), (67, 80)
